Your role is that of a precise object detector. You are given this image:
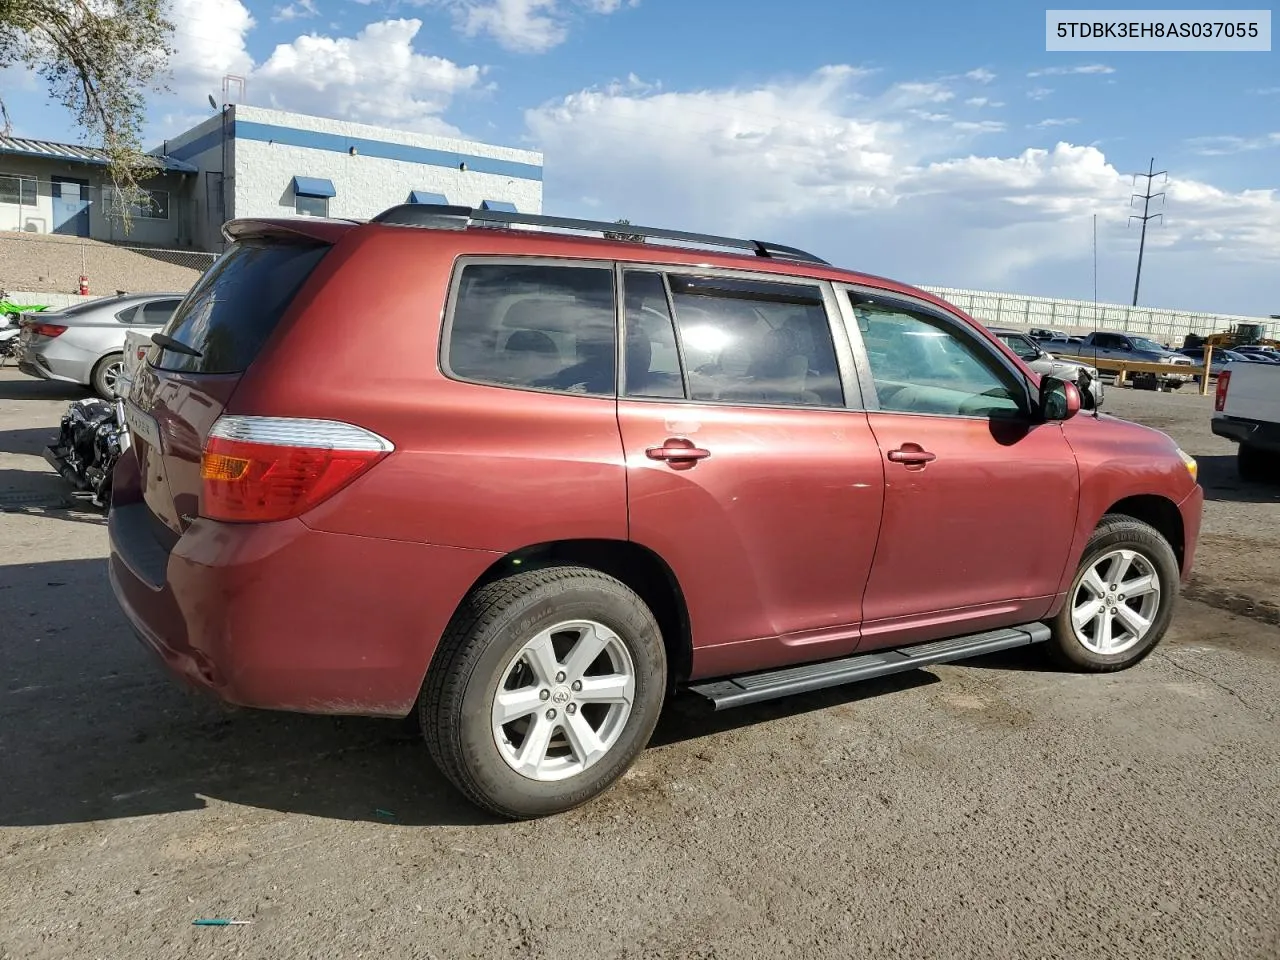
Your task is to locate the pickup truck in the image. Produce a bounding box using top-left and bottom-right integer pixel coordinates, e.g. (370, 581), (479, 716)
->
(987, 326), (1105, 409)
(1212, 361), (1280, 482)
(1052, 331), (1195, 391)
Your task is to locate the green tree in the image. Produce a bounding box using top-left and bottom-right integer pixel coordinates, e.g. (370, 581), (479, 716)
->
(0, 0), (174, 222)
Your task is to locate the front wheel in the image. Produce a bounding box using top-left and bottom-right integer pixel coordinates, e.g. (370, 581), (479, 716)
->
(1047, 516), (1180, 671)
(421, 566), (667, 820)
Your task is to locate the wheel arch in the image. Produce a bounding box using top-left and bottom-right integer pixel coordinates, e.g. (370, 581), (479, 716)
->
(452, 538), (693, 690)
(1102, 494), (1185, 573)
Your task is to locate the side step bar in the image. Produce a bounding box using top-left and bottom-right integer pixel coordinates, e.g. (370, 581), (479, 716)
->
(687, 623), (1050, 711)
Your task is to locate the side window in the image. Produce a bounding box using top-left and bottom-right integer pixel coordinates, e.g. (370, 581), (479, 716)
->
(139, 299), (181, 326)
(1093, 333), (1120, 349)
(851, 298), (1024, 419)
(446, 263), (617, 396)
(622, 271), (684, 399)
(665, 275), (844, 407)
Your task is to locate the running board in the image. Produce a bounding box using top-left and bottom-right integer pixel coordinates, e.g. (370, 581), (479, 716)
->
(687, 623), (1050, 711)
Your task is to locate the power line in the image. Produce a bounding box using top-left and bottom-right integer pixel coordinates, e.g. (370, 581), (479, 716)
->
(1128, 157), (1167, 306)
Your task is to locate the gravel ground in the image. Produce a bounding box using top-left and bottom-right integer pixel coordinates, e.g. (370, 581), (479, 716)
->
(1, 370), (1277, 960)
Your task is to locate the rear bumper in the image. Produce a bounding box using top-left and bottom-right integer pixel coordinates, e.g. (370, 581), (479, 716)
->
(107, 461), (500, 717)
(1212, 415), (1280, 453)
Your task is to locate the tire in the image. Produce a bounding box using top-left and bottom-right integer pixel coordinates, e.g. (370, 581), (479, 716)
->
(1047, 515), (1180, 672)
(1238, 444), (1276, 483)
(91, 352), (124, 399)
(421, 565), (667, 820)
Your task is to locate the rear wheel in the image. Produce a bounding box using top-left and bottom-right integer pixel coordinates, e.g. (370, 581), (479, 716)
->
(421, 566), (667, 820)
(1047, 516), (1179, 671)
(91, 352), (124, 399)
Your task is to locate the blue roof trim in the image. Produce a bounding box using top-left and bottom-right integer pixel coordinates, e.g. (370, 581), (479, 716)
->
(480, 199), (519, 212)
(408, 190), (448, 204)
(292, 176), (336, 198)
(233, 121), (543, 182)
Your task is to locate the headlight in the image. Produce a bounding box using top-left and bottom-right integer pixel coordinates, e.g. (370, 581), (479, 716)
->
(1176, 448), (1198, 482)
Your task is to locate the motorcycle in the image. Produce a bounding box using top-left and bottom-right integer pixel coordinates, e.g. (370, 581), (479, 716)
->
(44, 397), (130, 509)
(0, 314), (19, 366)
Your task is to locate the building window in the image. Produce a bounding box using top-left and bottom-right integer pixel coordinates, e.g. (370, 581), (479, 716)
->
(129, 189), (169, 220)
(0, 174), (38, 206)
(295, 194), (328, 217)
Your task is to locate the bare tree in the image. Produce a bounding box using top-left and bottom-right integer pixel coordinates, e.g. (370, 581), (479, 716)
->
(0, 0), (174, 226)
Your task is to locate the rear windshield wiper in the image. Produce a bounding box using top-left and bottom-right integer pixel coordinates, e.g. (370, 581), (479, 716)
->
(151, 332), (203, 358)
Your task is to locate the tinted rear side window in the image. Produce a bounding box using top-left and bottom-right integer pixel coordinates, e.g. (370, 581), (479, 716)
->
(445, 263), (617, 396)
(153, 240), (328, 374)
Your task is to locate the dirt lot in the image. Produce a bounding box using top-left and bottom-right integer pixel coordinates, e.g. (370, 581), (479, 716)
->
(1, 369), (1278, 960)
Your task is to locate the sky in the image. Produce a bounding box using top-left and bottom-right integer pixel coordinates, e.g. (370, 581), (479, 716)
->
(4, 0), (1279, 316)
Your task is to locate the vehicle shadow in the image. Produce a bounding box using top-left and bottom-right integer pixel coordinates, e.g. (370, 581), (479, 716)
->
(0, 376), (88, 401)
(0, 426), (58, 457)
(0, 557), (955, 829)
(1195, 454), (1280, 505)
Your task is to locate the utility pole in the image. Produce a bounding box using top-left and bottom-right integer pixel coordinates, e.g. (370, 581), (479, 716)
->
(1129, 157), (1167, 306)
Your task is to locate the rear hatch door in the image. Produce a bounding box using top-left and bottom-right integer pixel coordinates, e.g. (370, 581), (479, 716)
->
(127, 230), (336, 536)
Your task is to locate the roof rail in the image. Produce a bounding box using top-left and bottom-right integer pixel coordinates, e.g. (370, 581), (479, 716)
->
(368, 203), (829, 265)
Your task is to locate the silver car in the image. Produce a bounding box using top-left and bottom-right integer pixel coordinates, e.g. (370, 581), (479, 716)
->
(16, 292), (186, 398)
(988, 326), (1106, 409)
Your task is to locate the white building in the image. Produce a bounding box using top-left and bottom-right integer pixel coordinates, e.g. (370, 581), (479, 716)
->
(158, 105), (544, 251)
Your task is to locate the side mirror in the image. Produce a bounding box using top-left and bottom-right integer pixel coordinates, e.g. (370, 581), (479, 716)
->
(1039, 376), (1081, 421)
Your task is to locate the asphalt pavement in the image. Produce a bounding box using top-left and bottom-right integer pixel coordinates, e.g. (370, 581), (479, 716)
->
(1, 369), (1277, 960)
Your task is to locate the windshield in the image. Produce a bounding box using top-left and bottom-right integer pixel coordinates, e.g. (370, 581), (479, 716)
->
(1129, 336), (1167, 353)
(996, 333), (1041, 361)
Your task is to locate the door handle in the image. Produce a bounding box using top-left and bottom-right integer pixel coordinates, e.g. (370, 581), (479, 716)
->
(646, 439), (711, 465)
(886, 446), (936, 465)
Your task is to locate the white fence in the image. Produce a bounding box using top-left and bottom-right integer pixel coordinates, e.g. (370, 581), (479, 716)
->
(920, 285), (1273, 343)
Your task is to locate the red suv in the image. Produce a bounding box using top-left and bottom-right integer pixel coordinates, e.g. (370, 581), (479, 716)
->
(109, 205), (1203, 819)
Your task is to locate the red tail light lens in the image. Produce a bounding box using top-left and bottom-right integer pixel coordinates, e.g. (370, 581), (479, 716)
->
(32, 322), (67, 337)
(200, 416), (393, 523)
(1214, 370), (1231, 412)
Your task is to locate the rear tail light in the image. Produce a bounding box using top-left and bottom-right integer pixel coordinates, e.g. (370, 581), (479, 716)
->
(1214, 370), (1231, 412)
(200, 416), (393, 523)
(31, 322), (67, 337)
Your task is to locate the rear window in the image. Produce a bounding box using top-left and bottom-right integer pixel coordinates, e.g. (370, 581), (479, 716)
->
(152, 240), (328, 374)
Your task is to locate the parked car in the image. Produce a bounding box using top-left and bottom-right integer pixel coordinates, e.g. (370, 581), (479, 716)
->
(1234, 346), (1280, 364)
(1211, 361), (1280, 482)
(1177, 347), (1253, 379)
(117, 329), (155, 398)
(1052, 332), (1195, 391)
(987, 326), (1105, 409)
(16, 292), (186, 398)
(109, 205), (1203, 820)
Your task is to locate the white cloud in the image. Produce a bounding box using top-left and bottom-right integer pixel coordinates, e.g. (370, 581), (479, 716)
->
(273, 0), (318, 21)
(1030, 117), (1080, 129)
(965, 68), (996, 84)
(892, 82), (954, 104)
(425, 0), (639, 53)
(254, 19), (483, 134)
(165, 0), (255, 101)
(150, 8), (484, 140)
(1027, 87), (1053, 100)
(1027, 63), (1115, 77)
(523, 67), (1280, 313)
(953, 120), (1005, 133)
(1187, 133), (1280, 155)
